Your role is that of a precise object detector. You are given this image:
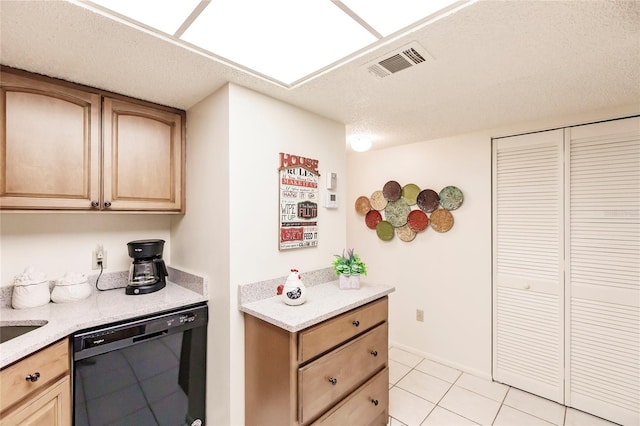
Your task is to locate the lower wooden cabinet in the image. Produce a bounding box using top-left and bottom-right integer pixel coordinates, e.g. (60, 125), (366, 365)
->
(245, 297), (389, 426)
(0, 339), (71, 426)
(312, 368), (389, 426)
(1, 376), (71, 426)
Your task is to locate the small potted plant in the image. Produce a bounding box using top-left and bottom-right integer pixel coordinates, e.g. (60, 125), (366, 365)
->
(332, 248), (367, 289)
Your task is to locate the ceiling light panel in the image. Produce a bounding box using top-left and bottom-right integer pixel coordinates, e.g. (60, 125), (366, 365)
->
(180, 0), (377, 84)
(87, 0), (201, 35)
(341, 0), (463, 36)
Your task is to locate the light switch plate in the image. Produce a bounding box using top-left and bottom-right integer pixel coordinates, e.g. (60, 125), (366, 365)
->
(327, 172), (337, 190)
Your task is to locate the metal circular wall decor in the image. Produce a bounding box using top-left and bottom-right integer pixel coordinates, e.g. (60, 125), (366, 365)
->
(375, 220), (395, 241)
(416, 189), (440, 213)
(430, 208), (454, 233)
(382, 180), (402, 201)
(355, 196), (371, 216)
(384, 198), (410, 228)
(439, 186), (464, 210)
(407, 209), (429, 232)
(354, 182), (463, 242)
(401, 183), (420, 205)
(396, 224), (416, 242)
(365, 210), (383, 229)
(370, 190), (388, 210)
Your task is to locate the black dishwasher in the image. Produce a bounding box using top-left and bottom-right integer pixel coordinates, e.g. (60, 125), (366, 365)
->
(72, 304), (207, 426)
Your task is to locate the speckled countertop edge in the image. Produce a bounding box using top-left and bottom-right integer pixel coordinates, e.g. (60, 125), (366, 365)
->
(0, 267), (207, 368)
(239, 279), (395, 332)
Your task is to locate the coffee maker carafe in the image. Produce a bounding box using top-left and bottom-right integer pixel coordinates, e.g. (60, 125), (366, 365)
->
(126, 239), (168, 295)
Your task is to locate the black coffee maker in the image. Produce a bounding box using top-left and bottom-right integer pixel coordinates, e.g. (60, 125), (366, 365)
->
(126, 239), (168, 295)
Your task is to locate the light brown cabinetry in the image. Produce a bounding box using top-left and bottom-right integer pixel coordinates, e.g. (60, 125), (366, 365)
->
(245, 297), (389, 426)
(0, 339), (71, 425)
(0, 68), (185, 212)
(102, 97), (183, 211)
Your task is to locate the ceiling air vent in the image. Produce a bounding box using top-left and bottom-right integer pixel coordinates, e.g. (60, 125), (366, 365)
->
(365, 41), (432, 79)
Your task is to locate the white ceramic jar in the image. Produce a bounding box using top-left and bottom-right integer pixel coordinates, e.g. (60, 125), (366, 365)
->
(51, 272), (91, 303)
(12, 266), (50, 309)
(282, 269), (307, 306)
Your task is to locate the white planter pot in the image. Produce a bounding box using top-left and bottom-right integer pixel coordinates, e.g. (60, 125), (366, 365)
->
(339, 274), (360, 290)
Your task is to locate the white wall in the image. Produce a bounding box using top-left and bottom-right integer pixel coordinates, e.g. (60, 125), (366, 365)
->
(347, 133), (492, 376)
(347, 104), (640, 378)
(172, 83), (347, 425)
(0, 214), (171, 287)
(170, 84), (231, 425)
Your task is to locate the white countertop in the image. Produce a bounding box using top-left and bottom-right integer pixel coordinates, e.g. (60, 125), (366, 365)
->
(0, 282), (207, 368)
(239, 280), (395, 332)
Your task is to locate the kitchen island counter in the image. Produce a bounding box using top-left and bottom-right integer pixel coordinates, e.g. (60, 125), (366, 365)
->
(0, 279), (206, 368)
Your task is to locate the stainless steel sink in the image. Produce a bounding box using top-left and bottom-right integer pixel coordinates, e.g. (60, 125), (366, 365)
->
(0, 322), (47, 344)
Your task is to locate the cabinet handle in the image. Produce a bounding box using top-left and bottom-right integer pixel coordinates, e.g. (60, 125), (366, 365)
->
(370, 350), (378, 357)
(352, 320), (360, 327)
(104, 201), (112, 208)
(25, 372), (40, 382)
(91, 201), (99, 208)
(328, 377), (337, 385)
(371, 399), (379, 406)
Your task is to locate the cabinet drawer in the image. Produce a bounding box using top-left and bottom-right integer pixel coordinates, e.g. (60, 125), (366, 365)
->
(1, 375), (71, 425)
(0, 339), (69, 412)
(312, 367), (388, 426)
(298, 322), (387, 424)
(299, 297), (387, 363)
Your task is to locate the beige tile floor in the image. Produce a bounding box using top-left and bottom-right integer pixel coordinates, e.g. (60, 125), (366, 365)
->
(387, 347), (621, 426)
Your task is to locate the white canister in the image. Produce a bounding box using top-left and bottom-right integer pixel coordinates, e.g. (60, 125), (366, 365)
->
(12, 266), (50, 309)
(51, 272), (91, 303)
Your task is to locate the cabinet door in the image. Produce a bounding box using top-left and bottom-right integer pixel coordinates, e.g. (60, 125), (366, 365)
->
(565, 117), (640, 425)
(0, 72), (100, 210)
(102, 97), (184, 212)
(1, 376), (71, 426)
(492, 129), (565, 403)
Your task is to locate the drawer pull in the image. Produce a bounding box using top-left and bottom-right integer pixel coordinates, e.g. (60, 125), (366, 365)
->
(328, 377), (337, 385)
(371, 399), (379, 406)
(352, 320), (360, 327)
(25, 372), (40, 382)
(370, 350), (378, 357)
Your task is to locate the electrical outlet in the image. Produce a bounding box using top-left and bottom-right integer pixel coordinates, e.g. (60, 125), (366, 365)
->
(92, 244), (107, 269)
(416, 309), (424, 322)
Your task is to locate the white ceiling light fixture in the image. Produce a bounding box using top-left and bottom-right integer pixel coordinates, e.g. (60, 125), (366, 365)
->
(351, 137), (372, 152)
(180, 0), (377, 85)
(79, 0), (474, 87)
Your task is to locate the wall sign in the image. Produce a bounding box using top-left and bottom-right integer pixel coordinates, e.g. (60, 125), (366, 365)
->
(279, 153), (320, 250)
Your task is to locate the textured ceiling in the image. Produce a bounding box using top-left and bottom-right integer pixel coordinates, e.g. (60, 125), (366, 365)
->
(1, 0), (638, 151)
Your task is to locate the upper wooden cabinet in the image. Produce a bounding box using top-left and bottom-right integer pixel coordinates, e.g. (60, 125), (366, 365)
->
(0, 71), (101, 210)
(0, 68), (185, 213)
(103, 97), (183, 212)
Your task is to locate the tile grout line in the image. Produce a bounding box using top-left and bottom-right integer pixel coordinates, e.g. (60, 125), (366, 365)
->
(489, 383), (512, 426)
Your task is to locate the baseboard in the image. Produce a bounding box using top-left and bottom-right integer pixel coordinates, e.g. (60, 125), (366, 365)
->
(389, 340), (492, 381)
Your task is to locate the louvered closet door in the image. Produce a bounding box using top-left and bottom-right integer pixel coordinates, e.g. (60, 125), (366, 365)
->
(566, 117), (640, 425)
(493, 129), (565, 403)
